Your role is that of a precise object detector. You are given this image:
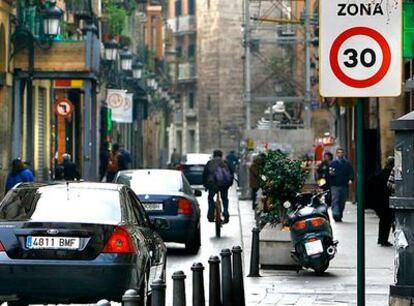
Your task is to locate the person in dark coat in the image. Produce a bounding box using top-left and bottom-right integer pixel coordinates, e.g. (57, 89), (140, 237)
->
(329, 148), (354, 222)
(249, 155), (261, 209)
(375, 157), (395, 247)
(5, 158), (35, 194)
(62, 154), (80, 181)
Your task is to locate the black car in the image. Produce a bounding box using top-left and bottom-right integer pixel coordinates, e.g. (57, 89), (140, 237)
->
(0, 182), (167, 306)
(178, 153), (212, 185)
(115, 169), (202, 254)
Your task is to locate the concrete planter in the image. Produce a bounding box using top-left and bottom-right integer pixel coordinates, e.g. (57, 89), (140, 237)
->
(259, 223), (301, 270)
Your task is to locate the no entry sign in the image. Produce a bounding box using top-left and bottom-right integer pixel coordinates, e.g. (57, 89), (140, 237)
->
(320, 0), (402, 97)
(54, 99), (74, 118)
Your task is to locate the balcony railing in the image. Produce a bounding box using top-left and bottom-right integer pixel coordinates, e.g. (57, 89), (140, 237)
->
(168, 16), (196, 35)
(175, 110), (183, 123)
(178, 62), (196, 82)
(186, 108), (197, 118)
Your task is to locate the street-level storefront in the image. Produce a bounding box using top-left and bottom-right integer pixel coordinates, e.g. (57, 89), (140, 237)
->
(12, 30), (101, 181)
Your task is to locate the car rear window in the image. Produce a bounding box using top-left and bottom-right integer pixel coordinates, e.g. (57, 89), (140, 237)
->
(0, 187), (121, 224)
(183, 154), (211, 165)
(117, 171), (182, 194)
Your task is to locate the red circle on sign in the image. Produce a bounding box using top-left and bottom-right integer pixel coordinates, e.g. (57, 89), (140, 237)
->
(54, 99), (74, 117)
(329, 27), (391, 88)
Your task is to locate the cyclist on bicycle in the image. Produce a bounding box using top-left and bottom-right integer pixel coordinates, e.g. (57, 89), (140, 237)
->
(202, 150), (234, 224)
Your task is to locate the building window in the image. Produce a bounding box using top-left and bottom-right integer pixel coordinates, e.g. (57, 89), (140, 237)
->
(188, 44), (196, 60)
(188, 92), (195, 109)
(207, 95), (211, 111)
(207, 0), (210, 9)
(188, 0), (195, 15)
(188, 130), (196, 153)
(176, 46), (183, 58)
(175, 0), (182, 17)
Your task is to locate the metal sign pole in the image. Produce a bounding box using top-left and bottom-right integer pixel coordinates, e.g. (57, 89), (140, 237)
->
(356, 99), (365, 306)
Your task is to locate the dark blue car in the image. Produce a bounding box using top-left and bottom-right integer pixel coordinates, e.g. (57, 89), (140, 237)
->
(0, 182), (167, 306)
(115, 170), (202, 254)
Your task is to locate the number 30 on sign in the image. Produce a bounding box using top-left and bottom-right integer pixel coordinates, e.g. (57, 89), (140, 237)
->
(319, 0), (402, 97)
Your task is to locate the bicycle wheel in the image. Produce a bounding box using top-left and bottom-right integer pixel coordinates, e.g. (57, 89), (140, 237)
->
(215, 194), (221, 238)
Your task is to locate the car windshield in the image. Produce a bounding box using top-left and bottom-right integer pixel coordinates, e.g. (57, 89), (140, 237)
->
(0, 187), (121, 224)
(117, 171), (182, 194)
(183, 154), (211, 165)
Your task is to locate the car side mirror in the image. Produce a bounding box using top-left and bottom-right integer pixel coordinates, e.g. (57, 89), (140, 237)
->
(151, 218), (170, 230)
(194, 189), (202, 197)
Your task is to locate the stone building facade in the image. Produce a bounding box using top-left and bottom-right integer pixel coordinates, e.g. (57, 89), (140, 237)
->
(0, 0), (14, 194)
(196, 0), (244, 153)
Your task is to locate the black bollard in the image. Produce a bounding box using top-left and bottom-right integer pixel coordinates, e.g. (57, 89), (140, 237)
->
(172, 271), (186, 306)
(220, 249), (233, 306)
(208, 256), (222, 306)
(191, 262), (206, 306)
(151, 278), (166, 306)
(122, 289), (141, 306)
(232, 246), (245, 306)
(247, 227), (261, 277)
(96, 299), (111, 306)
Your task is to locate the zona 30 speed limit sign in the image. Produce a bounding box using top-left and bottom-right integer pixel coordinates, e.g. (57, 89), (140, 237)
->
(320, 0), (402, 97)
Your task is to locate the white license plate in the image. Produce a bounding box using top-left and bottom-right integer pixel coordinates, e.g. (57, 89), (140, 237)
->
(305, 240), (324, 256)
(26, 236), (80, 250)
(143, 203), (163, 211)
(189, 166), (204, 171)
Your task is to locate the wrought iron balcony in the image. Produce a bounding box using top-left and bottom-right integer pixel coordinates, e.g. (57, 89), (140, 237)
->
(178, 62), (196, 82)
(168, 15), (196, 35)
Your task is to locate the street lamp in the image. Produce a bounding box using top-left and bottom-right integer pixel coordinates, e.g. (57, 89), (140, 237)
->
(120, 48), (133, 71)
(147, 73), (156, 89)
(42, 2), (64, 37)
(103, 39), (118, 61)
(132, 60), (144, 80)
(153, 79), (159, 91)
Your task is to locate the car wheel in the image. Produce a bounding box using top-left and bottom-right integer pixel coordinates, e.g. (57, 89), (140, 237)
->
(185, 226), (201, 254)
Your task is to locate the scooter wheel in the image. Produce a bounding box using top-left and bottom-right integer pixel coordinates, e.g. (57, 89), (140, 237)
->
(313, 259), (329, 276)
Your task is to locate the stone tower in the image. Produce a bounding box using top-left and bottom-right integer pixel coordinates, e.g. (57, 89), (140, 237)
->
(196, 0), (244, 153)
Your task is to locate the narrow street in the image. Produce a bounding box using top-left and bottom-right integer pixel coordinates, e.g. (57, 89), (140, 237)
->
(165, 186), (244, 305)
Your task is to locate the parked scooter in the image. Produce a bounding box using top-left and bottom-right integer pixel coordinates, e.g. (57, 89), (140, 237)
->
(284, 188), (338, 275)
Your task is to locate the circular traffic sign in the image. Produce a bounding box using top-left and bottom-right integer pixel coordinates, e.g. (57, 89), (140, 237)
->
(329, 26), (391, 88)
(107, 92), (124, 109)
(54, 99), (74, 117)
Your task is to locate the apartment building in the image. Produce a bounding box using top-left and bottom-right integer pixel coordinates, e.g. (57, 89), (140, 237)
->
(167, 0), (198, 157)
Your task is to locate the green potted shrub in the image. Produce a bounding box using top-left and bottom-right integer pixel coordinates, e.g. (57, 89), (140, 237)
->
(257, 150), (306, 226)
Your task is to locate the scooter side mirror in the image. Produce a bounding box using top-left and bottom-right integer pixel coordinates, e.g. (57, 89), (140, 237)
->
(283, 201), (291, 209)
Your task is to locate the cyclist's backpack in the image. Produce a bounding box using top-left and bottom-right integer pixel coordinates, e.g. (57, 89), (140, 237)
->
(214, 162), (233, 188)
(107, 152), (120, 173)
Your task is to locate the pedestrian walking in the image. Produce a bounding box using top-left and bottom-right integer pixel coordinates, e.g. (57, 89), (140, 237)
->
(316, 152), (333, 206)
(329, 148), (354, 222)
(372, 157), (395, 246)
(61, 153), (80, 181)
(5, 158), (35, 194)
(170, 148), (181, 168)
(106, 143), (125, 182)
(119, 144), (132, 169)
(202, 150), (234, 223)
(226, 150), (239, 172)
(249, 155), (261, 209)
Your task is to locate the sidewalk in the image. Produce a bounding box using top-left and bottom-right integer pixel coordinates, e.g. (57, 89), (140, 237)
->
(237, 195), (394, 306)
